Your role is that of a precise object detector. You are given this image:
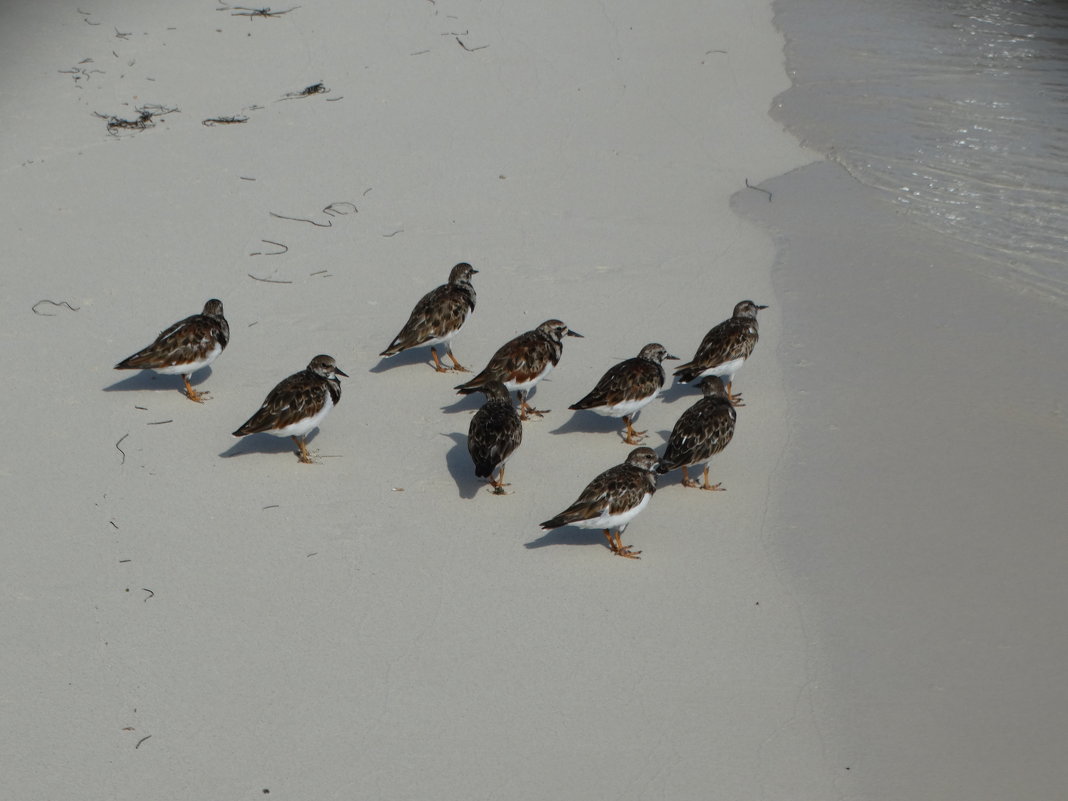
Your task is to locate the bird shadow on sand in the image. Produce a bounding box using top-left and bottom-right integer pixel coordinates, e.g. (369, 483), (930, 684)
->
(368, 349), (437, 374)
(524, 527), (614, 554)
(102, 367), (214, 394)
(657, 380), (700, 406)
(549, 410), (628, 439)
(219, 428), (322, 459)
(443, 432), (486, 499)
(439, 393), (482, 416)
(652, 428), (675, 444)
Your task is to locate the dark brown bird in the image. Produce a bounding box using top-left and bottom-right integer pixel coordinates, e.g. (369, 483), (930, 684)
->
(380, 262), (477, 372)
(232, 355), (347, 464)
(674, 300), (767, 405)
(568, 343), (677, 444)
(114, 299), (229, 403)
(467, 381), (523, 494)
(539, 446), (659, 559)
(455, 319), (583, 420)
(657, 376), (736, 490)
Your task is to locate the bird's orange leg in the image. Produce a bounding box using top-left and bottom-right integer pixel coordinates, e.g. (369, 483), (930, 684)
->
(680, 465), (701, 489)
(292, 436), (314, 464)
(445, 347), (469, 373)
(701, 465), (725, 492)
(182, 374), (208, 403)
(430, 347), (449, 373)
(727, 381), (746, 407)
(490, 465), (512, 495)
(518, 392), (547, 421)
(609, 530), (641, 559)
(622, 415), (647, 445)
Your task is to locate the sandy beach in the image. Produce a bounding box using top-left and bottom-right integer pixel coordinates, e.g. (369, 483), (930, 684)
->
(6, 0), (1065, 799)
(3, 2), (826, 798)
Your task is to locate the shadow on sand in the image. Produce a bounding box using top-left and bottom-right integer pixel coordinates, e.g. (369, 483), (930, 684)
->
(368, 348), (438, 374)
(657, 379), (701, 406)
(103, 366), (214, 395)
(442, 431), (486, 499)
(549, 409), (630, 440)
(523, 526), (615, 555)
(219, 428), (322, 460)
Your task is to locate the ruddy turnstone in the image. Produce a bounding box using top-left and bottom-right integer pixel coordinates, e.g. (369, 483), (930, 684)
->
(467, 381), (523, 494)
(380, 262), (477, 372)
(568, 343), (678, 444)
(455, 319), (583, 420)
(674, 300), (767, 405)
(114, 299), (229, 403)
(232, 354), (347, 464)
(657, 376), (736, 490)
(539, 446), (659, 559)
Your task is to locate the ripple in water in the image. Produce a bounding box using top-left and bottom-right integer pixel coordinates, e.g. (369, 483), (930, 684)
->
(773, 0), (1068, 301)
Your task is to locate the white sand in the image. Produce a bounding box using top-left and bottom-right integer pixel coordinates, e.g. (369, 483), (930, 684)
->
(0, 1), (937, 799)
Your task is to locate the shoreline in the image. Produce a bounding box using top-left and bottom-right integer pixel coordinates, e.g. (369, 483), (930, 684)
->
(737, 159), (1068, 799)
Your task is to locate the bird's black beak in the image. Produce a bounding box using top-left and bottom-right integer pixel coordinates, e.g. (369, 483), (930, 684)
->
(566, 330), (584, 338)
(334, 368), (350, 378)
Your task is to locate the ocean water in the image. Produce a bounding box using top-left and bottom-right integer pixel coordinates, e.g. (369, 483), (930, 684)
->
(772, 0), (1068, 302)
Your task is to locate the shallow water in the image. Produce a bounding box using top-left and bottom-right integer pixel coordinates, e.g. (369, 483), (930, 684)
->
(774, 0), (1068, 302)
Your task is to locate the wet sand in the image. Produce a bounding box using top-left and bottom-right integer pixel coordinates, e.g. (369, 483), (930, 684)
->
(738, 160), (1068, 800)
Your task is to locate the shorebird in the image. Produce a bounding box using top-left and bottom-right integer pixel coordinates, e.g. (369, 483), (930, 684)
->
(455, 319), (583, 420)
(539, 447), (659, 559)
(658, 376), (736, 490)
(380, 262), (478, 372)
(114, 299), (229, 402)
(467, 381), (523, 494)
(232, 355), (347, 464)
(674, 299), (767, 405)
(568, 343), (677, 444)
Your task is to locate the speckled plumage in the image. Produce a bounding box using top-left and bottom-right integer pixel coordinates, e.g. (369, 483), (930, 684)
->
(569, 343), (677, 444)
(467, 381), (523, 494)
(380, 262), (477, 372)
(114, 299), (230, 402)
(232, 355), (347, 464)
(540, 446), (659, 559)
(674, 300), (767, 405)
(658, 376), (736, 490)
(455, 319), (583, 420)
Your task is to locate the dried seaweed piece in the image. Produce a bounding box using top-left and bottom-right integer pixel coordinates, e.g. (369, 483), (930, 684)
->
(456, 36), (489, 52)
(229, 5), (299, 18)
(269, 211), (332, 227)
(279, 81), (328, 100)
(201, 115), (249, 126)
(249, 240), (289, 256)
(32, 300), (80, 315)
(115, 433), (129, 464)
(200, 115), (248, 126)
(322, 202), (357, 217)
(94, 104), (178, 135)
